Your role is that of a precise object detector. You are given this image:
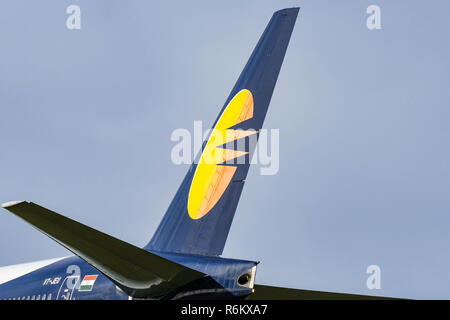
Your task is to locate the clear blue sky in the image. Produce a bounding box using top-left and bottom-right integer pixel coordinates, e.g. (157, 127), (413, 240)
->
(1, 1), (450, 299)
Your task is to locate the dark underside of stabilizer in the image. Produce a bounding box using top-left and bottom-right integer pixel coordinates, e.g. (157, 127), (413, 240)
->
(247, 284), (399, 300)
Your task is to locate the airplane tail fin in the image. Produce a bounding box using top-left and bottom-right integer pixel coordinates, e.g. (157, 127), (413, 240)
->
(146, 8), (299, 256)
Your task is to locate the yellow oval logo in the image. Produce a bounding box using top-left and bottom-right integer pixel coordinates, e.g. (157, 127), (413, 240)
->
(187, 89), (256, 219)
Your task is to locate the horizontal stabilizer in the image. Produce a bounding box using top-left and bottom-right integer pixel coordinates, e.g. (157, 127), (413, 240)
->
(247, 284), (399, 300)
(2, 201), (205, 298)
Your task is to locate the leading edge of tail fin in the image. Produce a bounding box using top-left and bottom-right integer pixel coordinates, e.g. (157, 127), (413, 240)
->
(147, 8), (299, 256)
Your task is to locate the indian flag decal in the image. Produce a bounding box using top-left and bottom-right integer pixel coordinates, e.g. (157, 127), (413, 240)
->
(78, 275), (98, 292)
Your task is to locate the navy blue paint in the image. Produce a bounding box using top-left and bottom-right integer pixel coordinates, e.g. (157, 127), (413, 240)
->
(147, 8), (299, 256)
(0, 257), (127, 300)
(0, 252), (256, 300)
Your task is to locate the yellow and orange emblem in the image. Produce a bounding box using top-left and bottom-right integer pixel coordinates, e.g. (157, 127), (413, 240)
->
(188, 89), (256, 220)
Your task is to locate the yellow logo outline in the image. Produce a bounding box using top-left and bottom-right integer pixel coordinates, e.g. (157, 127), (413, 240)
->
(187, 89), (257, 220)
